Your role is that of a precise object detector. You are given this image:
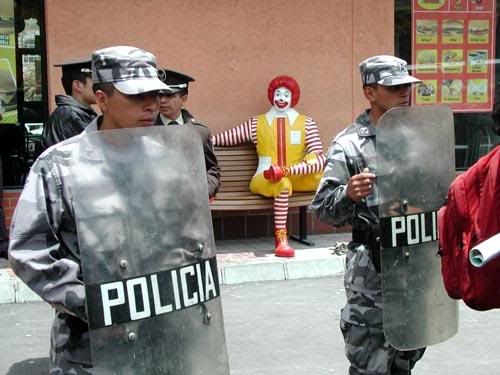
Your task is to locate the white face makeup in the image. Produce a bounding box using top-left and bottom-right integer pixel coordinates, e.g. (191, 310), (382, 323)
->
(273, 87), (292, 112)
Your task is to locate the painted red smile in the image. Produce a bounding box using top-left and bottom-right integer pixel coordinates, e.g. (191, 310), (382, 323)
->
(274, 100), (288, 109)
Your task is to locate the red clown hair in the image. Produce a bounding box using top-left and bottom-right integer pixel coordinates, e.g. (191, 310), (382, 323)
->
(267, 75), (301, 108)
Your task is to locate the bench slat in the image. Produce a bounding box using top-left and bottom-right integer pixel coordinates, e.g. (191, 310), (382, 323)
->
(221, 176), (255, 182)
(218, 187), (249, 192)
(213, 198), (314, 208)
(216, 156), (253, 159)
(214, 143), (255, 154)
(215, 150), (257, 157)
(221, 170), (255, 178)
(217, 160), (257, 167)
(219, 183), (252, 188)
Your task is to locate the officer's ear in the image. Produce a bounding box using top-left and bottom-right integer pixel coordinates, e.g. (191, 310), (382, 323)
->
(181, 93), (188, 105)
(72, 79), (84, 95)
(363, 84), (377, 103)
(94, 90), (110, 113)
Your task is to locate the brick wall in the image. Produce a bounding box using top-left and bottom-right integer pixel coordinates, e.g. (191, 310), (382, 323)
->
(2, 190), (21, 232)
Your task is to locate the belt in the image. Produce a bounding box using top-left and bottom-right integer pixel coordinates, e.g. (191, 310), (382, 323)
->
(352, 226), (381, 273)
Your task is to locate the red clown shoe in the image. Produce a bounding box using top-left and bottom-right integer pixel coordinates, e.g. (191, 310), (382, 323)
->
(274, 228), (295, 257)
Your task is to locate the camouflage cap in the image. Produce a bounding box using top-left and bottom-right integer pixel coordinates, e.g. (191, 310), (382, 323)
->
(359, 55), (421, 86)
(91, 46), (172, 95)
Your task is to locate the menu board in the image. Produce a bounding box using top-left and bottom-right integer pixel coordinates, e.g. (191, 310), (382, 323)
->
(412, 0), (496, 112)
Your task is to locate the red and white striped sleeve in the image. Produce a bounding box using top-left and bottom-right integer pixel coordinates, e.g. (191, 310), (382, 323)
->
(305, 117), (323, 154)
(212, 117), (257, 146)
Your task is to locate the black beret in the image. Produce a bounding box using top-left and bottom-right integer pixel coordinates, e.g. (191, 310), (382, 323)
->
(157, 68), (195, 93)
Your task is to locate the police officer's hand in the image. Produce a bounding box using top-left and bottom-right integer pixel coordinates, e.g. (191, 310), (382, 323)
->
(346, 168), (376, 202)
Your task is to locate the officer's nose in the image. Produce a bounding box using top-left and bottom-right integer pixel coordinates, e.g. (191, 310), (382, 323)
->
(400, 86), (411, 98)
(143, 92), (160, 111)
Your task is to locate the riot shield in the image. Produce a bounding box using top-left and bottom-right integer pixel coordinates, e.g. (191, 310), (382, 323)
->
(69, 126), (230, 374)
(377, 105), (458, 350)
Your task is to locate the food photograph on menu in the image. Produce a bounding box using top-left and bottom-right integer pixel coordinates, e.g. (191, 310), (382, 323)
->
(442, 19), (464, 43)
(416, 19), (438, 43)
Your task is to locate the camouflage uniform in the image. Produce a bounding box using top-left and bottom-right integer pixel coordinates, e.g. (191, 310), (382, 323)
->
(311, 110), (425, 374)
(9, 119), (101, 374)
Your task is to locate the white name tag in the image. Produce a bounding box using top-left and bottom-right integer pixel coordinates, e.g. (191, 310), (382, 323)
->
(290, 131), (301, 145)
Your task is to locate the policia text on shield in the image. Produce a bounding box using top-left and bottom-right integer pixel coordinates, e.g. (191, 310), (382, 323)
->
(89, 258), (219, 329)
(380, 210), (439, 249)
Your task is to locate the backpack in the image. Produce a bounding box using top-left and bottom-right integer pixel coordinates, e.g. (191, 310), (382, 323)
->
(438, 145), (500, 311)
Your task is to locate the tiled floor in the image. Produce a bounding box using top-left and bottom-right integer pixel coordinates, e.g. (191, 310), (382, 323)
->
(215, 232), (350, 256)
(214, 233), (351, 268)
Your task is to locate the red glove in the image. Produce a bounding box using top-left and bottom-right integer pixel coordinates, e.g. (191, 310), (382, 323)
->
(263, 165), (288, 182)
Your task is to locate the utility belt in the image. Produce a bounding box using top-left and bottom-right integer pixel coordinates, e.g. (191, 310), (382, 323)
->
(352, 225), (381, 273)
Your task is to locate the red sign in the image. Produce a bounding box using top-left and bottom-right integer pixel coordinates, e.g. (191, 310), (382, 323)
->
(412, 0), (496, 112)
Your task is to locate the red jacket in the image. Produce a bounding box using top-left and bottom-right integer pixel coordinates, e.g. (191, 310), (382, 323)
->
(438, 145), (500, 310)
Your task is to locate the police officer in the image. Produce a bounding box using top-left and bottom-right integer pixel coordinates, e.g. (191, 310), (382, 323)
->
(311, 55), (425, 374)
(41, 59), (97, 149)
(156, 69), (220, 198)
(9, 46), (171, 374)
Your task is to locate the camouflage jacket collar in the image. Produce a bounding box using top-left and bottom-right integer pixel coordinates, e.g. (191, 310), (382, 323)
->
(353, 110), (375, 137)
(83, 116), (101, 133)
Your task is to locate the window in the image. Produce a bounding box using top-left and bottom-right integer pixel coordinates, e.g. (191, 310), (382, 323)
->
(395, 0), (500, 170)
(0, 0), (48, 187)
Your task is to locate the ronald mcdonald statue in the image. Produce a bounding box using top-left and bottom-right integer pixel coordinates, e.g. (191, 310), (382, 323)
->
(212, 75), (326, 257)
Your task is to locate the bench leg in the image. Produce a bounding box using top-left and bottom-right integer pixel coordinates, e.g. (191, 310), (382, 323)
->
(289, 206), (315, 246)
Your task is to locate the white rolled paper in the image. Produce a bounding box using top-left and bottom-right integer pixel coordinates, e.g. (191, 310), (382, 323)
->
(469, 233), (500, 268)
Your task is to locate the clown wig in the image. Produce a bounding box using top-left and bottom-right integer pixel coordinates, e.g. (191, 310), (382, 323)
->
(267, 75), (301, 108)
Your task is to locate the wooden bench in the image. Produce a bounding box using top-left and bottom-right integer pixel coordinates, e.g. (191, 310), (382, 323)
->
(210, 143), (315, 245)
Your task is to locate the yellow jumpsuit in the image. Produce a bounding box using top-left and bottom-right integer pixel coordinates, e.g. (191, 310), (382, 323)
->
(249, 114), (322, 197)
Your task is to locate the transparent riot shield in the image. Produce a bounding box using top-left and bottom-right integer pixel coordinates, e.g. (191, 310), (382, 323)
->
(69, 126), (230, 374)
(377, 105), (458, 350)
